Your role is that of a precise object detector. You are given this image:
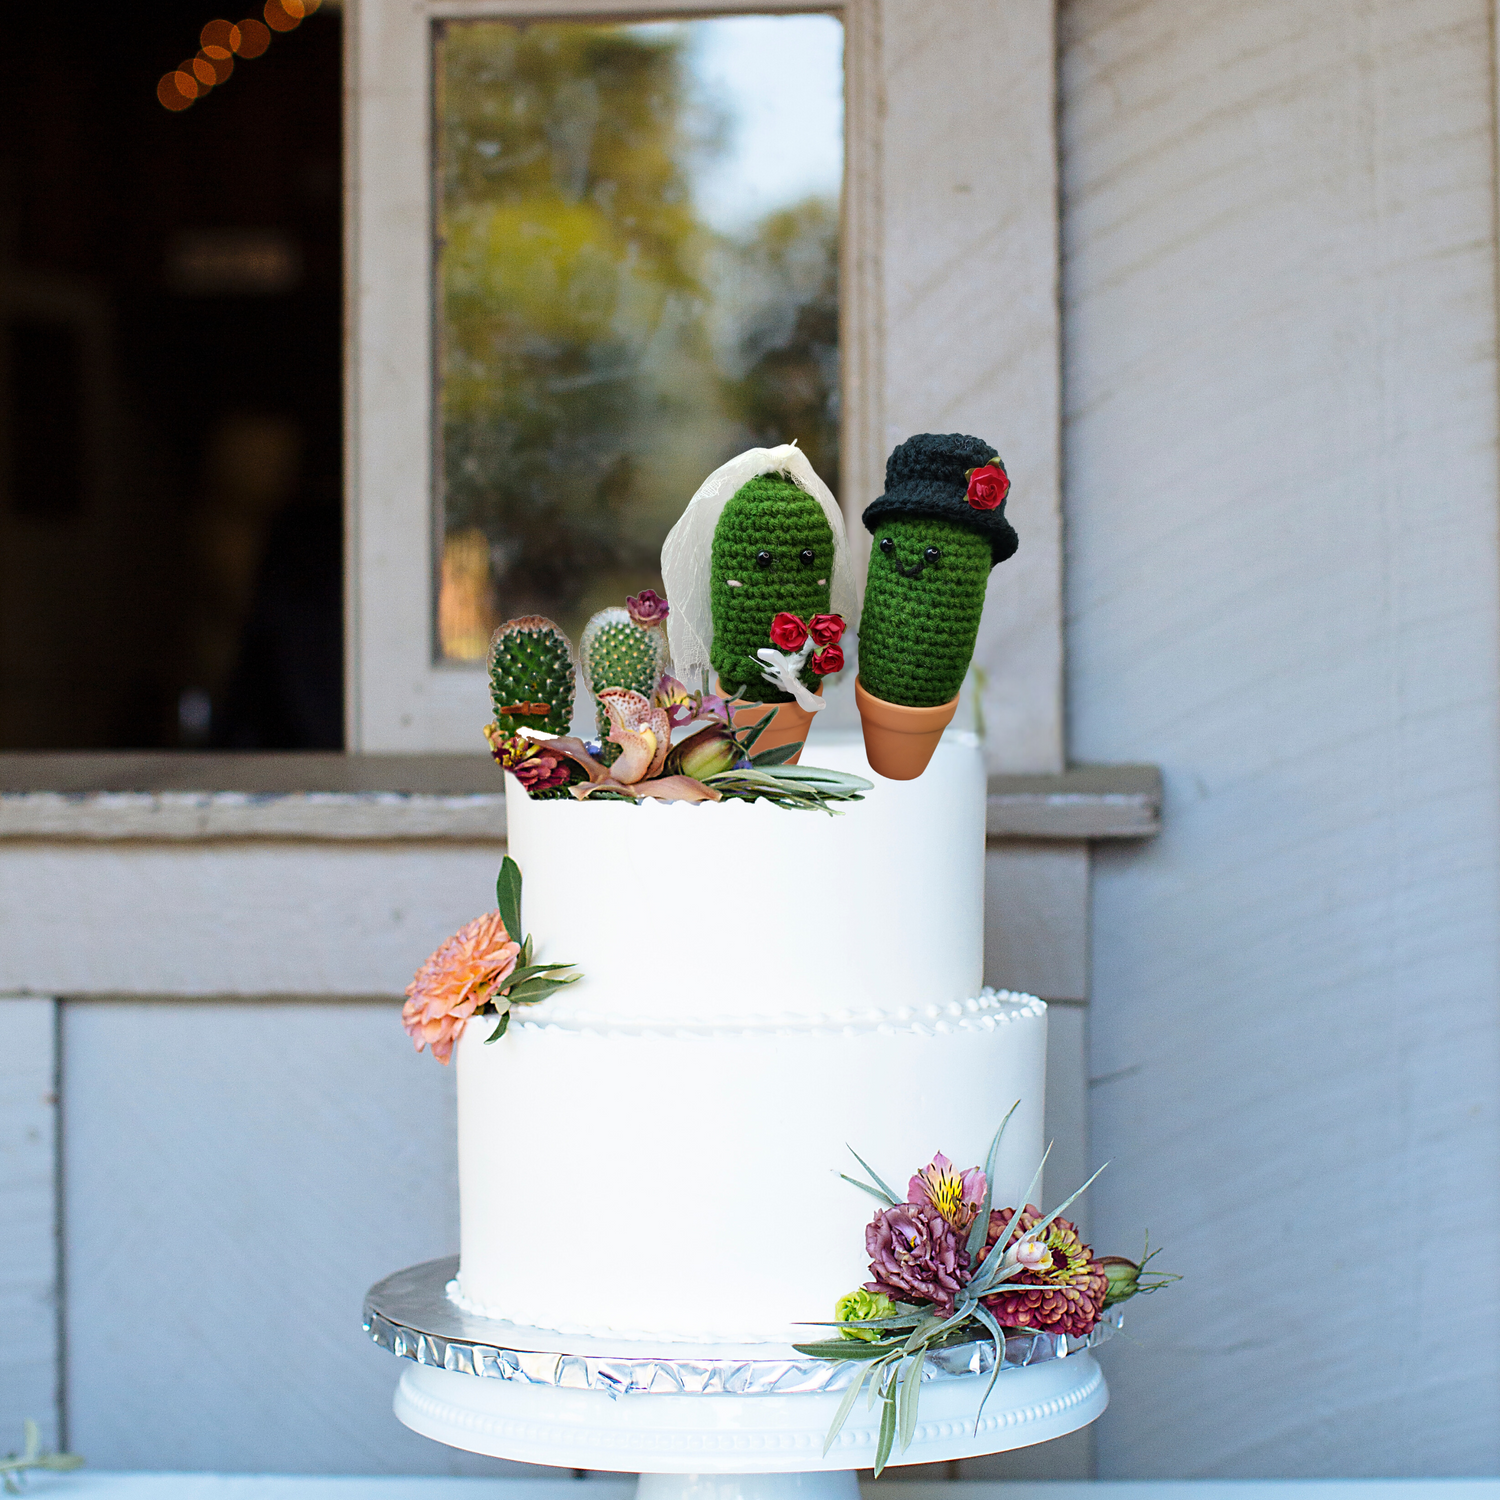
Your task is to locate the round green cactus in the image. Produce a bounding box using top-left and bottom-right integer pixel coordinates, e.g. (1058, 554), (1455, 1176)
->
(488, 616), (576, 736)
(580, 607), (669, 745)
(709, 475), (835, 702)
(857, 517), (992, 707)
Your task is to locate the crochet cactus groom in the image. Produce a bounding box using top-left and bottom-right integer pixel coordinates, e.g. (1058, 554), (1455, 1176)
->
(858, 432), (1018, 708)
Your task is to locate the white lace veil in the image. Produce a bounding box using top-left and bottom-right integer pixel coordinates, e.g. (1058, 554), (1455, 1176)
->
(660, 444), (861, 682)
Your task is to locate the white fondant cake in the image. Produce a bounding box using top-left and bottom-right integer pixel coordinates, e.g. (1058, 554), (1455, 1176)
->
(452, 732), (1049, 1345)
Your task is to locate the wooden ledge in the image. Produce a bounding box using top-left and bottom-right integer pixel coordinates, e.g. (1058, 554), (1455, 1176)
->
(0, 754), (1160, 842)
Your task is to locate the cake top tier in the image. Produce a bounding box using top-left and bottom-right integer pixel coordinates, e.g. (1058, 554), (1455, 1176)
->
(503, 731), (987, 1025)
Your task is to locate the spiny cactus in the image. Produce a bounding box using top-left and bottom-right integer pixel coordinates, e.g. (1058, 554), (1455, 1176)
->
(488, 616), (576, 737)
(709, 474), (835, 702)
(580, 606), (669, 748)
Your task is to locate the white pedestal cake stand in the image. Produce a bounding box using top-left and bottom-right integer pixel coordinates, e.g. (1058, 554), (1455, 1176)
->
(365, 1258), (1110, 1500)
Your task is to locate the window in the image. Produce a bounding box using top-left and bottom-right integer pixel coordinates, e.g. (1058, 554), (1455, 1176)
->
(349, 0), (1063, 773)
(434, 16), (844, 661)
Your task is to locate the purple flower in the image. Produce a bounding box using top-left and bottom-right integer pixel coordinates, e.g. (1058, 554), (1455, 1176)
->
(864, 1201), (972, 1316)
(627, 590), (670, 628)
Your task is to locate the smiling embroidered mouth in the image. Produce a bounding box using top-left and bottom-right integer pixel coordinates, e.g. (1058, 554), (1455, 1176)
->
(897, 557), (926, 578)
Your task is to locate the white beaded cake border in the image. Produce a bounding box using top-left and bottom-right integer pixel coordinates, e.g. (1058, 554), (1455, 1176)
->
(504, 988), (1045, 1039)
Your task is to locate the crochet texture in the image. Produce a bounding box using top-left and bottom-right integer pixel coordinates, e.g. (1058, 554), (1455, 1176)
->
(710, 475), (835, 702)
(858, 517), (992, 706)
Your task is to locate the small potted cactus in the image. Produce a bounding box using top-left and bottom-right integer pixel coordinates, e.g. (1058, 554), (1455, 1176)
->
(661, 444), (859, 766)
(855, 433), (1018, 779)
(487, 615), (577, 737)
(580, 591), (671, 762)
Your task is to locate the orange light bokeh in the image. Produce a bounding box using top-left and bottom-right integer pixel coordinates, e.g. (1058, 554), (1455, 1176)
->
(198, 47), (234, 83)
(233, 16), (271, 55)
(200, 18), (240, 51)
(189, 55), (217, 87)
(157, 72), (195, 110)
(263, 0), (301, 32)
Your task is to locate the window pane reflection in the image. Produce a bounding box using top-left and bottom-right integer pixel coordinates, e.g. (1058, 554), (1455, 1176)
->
(434, 15), (843, 659)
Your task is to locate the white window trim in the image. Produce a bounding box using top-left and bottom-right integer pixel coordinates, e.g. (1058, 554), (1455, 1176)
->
(345, 0), (1063, 772)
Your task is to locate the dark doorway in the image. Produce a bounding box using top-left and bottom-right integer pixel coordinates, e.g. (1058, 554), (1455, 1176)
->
(0, 0), (343, 749)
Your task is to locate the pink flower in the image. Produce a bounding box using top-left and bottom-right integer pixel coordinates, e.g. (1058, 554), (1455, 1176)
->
(769, 612), (809, 651)
(654, 673), (699, 729)
(810, 645), (844, 676)
(483, 722), (536, 771)
(402, 912), (521, 1064)
(965, 462), (1010, 512)
(598, 687), (671, 783)
(511, 751), (570, 791)
(865, 1201), (972, 1316)
(697, 693), (733, 727)
(809, 613), (845, 647)
(626, 590), (670, 628)
(908, 1152), (987, 1232)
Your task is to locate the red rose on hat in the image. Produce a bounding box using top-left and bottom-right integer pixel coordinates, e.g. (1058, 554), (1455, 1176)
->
(811, 645), (844, 676)
(966, 463), (1010, 511)
(770, 612), (809, 651)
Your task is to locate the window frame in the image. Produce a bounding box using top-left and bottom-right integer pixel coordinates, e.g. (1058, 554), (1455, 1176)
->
(346, 0), (1063, 771)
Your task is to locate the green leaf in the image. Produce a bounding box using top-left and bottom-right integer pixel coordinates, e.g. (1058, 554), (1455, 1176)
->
(500, 962), (576, 988)
(483, 1009), (511, 1044)
(1024, 1160), (1109, 1249)
(838, 1172), (898, 1207)
(495, 857), (523, 944)
(968, 1102), (1022, 1261)
(846, 1146), (902, 1206)
(970, 1303), (1009, 1432)
(793, 1337), (905, 1359)
(736, 707), (774, 755)
(897, 1352), (923, 1452)
(751, 741), (804, 767)
(873, 1386), (898, 1476)
(973, 1143), (1052, 1289)
(504, 974), (581, 1005)
(822, 1361), (873, 1456)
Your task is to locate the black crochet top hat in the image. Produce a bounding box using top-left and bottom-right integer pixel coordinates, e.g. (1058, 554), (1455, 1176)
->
(861, 432), (1018, 565)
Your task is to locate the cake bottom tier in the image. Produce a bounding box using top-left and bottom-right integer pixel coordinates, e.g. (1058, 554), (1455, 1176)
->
(453, 992), (1047, 1344)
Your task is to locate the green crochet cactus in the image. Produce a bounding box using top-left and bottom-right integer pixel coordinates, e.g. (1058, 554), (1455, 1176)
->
(709, 474), (835, 702)
(580, 607), (669, 744)
(488, 616), (576, 736)
(858, 518), (992, 707)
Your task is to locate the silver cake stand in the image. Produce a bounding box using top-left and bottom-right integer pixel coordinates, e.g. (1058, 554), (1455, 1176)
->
(365, 1257), (1111, 1500)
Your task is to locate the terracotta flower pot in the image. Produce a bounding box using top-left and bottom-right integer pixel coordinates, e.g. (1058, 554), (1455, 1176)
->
(855, 677), (959, 780)
(721, 680), (822, 765)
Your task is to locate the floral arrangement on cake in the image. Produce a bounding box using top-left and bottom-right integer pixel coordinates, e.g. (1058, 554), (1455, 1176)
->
(482, 592), (872, 813)
(402, 856), (580, 1061)
(794, 1109), (1176, 1473)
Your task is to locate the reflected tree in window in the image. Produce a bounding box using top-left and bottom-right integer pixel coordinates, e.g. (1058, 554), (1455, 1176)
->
(435, 18), (842, 659)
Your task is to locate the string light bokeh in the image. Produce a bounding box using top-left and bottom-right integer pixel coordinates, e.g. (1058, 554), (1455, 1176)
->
(157, 0), (321, 111)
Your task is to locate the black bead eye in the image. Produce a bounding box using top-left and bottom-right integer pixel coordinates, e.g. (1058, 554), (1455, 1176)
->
(800, 548), (815, 565)
(924, 546), (942, 564)
(755, 550), (772, 569)
(879, 537), (894, 554)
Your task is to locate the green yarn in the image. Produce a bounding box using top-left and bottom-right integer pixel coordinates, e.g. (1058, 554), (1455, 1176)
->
(488, 616), (576, 736)
(580, 607), (669, 749)
(857, 517), (991, 707)
(709, 475), (835, 702)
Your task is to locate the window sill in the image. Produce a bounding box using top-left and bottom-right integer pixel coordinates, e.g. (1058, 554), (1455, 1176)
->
(0, 755), (1160, 843)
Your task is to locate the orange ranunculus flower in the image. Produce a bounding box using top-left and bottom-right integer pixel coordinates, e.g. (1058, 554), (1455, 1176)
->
(402, 911), (521, 1064)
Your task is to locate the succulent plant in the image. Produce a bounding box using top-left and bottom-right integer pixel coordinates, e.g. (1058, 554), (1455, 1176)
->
(858, 433), (1019, 708)
(709, 474), (836, 702)
(580, 606), (670, 752)
(487, 616), (576, 737)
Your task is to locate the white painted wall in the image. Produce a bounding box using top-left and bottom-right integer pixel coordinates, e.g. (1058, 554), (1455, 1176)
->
(1062, 0), (1500, 1476)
